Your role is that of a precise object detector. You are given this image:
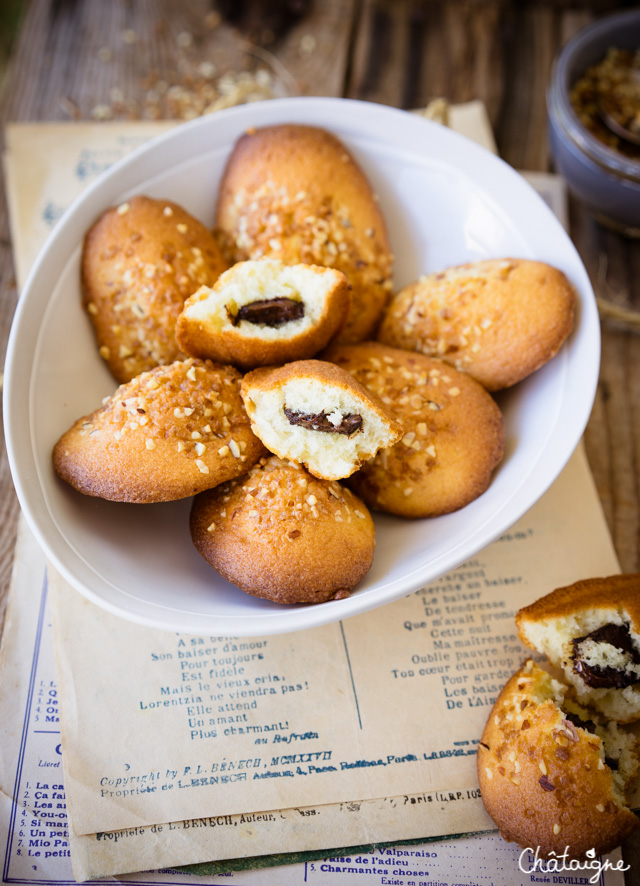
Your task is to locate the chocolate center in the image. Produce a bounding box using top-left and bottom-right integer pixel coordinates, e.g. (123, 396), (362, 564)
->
(230, 297), (304, 328)
(572, 622), (640, 689)
(284, 408), (363, 437)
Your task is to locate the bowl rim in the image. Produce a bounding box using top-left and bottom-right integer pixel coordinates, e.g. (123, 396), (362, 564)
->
(3, 96), (601, 635)
(548, 7), (640, 183)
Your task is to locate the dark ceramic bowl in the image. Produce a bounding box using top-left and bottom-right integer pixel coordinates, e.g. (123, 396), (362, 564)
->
(547, 8), (640, 234)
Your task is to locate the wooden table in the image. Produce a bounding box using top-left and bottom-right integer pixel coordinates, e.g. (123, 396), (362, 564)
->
(1, 0), (639, 878)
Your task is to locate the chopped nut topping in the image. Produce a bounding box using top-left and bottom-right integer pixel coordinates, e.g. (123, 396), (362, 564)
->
(559, 720), (580, 743)
(539, 775), (555, 792)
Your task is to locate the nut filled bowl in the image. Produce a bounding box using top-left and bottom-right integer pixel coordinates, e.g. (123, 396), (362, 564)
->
(547, 8), (640, 234)
(4, 97), (599, 636)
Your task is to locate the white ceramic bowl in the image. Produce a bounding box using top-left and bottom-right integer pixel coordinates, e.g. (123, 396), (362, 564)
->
(4, 97), (599, 636)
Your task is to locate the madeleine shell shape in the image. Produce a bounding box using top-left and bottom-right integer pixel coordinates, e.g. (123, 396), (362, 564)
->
(82, 195), (227, 383)
(190, 456), (375, 604)
(378, 258), (576, 391)
(176, 259), (350, 370)
(53, 359), (265, 503)
(322, 342), (505, 518)
(215, 124), (393, 344)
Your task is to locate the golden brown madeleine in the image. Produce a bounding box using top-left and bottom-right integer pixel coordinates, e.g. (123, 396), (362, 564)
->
(240, 359), (403, 481)
(190, 456), (375, 604)
(82, 195), (227, 383)
(516, 575), (640, 724)
(478, 660), (639, 859)
(214, 124), (393, 344)
(322, 342), (504, 518)
(377, 258), (576, 391)
(52, 358), (265, 503)
(175, 259), (350, 370)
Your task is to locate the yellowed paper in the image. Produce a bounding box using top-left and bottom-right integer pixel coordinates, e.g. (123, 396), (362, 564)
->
(1, 520), (627, 885)
(4, 122), (175, 288)
(413, 99), (498, 155)
(49, 444), (620, 842)
(64, 777), (491, 881)
(2, 111), (622, 883)
(50, 573), (490, 835)
(51, 442), (623, 879)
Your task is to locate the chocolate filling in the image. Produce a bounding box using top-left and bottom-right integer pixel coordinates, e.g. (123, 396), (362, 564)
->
(229, 297), (304, 327)
(572, 623), (640, 689)
(284, 408), (363, 437)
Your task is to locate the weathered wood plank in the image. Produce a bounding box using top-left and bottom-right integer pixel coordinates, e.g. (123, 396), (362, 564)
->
(349, 0), (411, 107)
(349, 0), (509, 111)
(0, 0), (356, 125)
(267, 0), (357, 98)
(494, 3), (557, 170)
